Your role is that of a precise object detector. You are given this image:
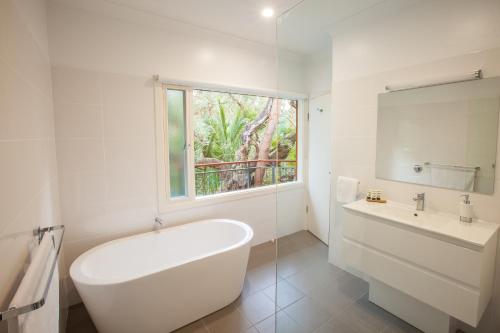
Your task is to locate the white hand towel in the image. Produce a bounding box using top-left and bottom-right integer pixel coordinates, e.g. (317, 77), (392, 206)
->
(10, 234), (60, 333)
(337, 176), (359, 203)
(21, 267), (59, 333)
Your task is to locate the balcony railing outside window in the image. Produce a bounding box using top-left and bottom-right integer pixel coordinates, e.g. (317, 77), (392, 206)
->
(195, 160), (297, 196)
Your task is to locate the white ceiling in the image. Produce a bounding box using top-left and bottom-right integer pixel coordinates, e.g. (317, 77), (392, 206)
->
(102, 0), (302, 45)
(277, 0), (387, 54)
(64, 0), (388, 55)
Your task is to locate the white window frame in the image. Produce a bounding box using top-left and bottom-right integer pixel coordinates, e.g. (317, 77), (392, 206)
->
(155, 81), (306, 213)
(155, 84), (196, 210)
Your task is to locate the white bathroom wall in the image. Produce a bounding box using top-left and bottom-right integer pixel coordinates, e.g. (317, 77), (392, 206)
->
(0, 0), (61, 330)
(329, 0), (500, 331)
(48, 0), (306, 94)
(304, 48), (332, 97)
(48, 0), (308, 305)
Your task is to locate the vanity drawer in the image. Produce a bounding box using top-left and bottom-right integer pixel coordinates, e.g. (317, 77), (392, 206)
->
(342, 237), (481, 326)
(343, 210), (483, 287)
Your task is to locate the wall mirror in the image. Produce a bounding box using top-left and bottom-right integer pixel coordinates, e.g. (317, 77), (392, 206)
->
(376, 76), (500, 194)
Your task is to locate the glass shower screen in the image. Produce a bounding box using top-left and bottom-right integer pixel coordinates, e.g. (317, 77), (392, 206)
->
(274, 1), (334, 332)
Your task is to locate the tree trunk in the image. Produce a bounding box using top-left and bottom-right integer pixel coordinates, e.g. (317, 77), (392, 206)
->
(236, 98), (274, 161)
(255, 99), (280, 185)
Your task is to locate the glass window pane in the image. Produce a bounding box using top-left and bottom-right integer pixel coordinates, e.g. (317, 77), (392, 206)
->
(192, 89), (298, 197)
(167, 89), (187, 198)
(276, 99), (298, 184)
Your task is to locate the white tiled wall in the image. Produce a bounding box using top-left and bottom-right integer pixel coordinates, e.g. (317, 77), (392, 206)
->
(52, 69), (157, 244)
(0, 0), (61, 327)
(329, 1), (500, 331)
(304, 49), (332, 97)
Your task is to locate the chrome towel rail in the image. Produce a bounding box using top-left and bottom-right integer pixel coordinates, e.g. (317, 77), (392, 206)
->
(385, 69), (482, 92)
(424, 162), (480, 171)
(0, 225), (64, 332)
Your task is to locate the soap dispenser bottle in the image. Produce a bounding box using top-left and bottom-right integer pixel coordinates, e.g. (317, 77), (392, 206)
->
(459, 194), (474, 223)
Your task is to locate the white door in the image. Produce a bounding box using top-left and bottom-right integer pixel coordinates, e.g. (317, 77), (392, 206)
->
(307, 94), (331, 245)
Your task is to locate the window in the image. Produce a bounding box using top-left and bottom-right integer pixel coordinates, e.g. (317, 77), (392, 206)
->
(193, 90), (298, 196)
(155, 83), (300, 209)
(166, 89), (188, 198)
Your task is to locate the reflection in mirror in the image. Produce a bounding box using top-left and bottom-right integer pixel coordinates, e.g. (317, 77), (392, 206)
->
(376, 76), (500, 194)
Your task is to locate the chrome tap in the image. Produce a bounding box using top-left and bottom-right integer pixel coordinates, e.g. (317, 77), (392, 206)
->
(154, 217), (164, 231)
(413, 193), (425, 211)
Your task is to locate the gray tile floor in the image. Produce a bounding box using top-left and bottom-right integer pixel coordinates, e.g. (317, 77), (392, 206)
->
(66, 231), (422, 333)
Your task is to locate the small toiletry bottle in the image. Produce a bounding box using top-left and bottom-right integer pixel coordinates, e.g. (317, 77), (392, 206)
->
(367, 190), (372, 200)
(376, 190), (381, 201)
(459, 194), (474, 223)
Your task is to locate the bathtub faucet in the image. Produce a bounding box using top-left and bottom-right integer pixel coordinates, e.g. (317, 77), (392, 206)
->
(154, 217), (165, 232)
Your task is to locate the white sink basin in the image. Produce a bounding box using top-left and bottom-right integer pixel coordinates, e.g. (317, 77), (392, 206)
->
(343, 200), (499, 248)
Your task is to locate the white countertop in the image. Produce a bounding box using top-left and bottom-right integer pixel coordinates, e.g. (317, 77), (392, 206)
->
(343, 200), (499, 249)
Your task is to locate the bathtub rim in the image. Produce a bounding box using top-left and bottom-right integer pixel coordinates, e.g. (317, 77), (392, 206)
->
(70, 219), (254, 287)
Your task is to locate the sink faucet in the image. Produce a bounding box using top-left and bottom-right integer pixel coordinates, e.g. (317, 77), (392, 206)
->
(413, 193), (425, 211)
(154, 217), (164, 232)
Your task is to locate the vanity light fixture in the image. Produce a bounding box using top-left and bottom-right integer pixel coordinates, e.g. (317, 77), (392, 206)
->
(385, 69), (483, 92)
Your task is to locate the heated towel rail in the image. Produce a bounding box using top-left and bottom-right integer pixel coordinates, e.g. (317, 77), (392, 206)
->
(0, 225), (65, 333)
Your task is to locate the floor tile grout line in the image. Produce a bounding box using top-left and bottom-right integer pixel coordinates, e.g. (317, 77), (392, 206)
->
(248, 310), (275, 330)
(245, 293), (307, 332)
(283, 301), (324, 333)
(242, 281), (276, 300)
(260, 287), (276, 304)
(280, 277), (370, 332)
(251, 292), (303, 326)
(338, 290), (397, 333)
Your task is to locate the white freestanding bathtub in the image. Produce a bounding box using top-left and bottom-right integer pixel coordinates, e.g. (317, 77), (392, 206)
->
(70, 219), (254, 333)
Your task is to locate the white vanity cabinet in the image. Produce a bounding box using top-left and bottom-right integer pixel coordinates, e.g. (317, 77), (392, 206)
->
(342, 200), (499, 333)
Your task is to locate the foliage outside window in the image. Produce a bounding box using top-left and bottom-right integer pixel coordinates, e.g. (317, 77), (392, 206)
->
(192, 90), (298, 196)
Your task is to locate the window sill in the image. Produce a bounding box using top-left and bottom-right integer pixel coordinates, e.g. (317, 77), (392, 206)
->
(158, 181), (304, 214)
